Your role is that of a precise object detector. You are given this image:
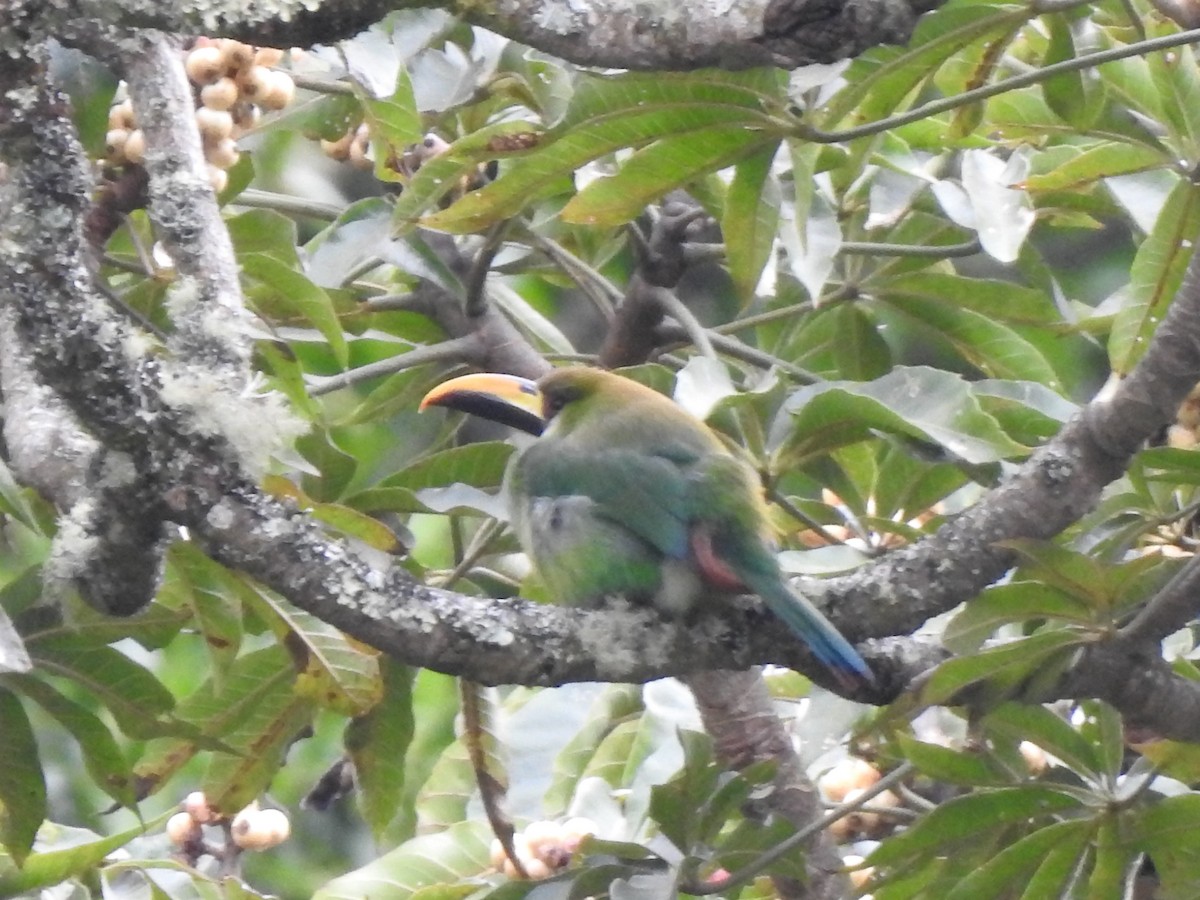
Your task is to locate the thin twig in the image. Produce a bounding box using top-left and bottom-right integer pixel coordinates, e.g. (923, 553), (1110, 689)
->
(287, 72), (356, 95)
(235, 188), (344, 221)
(307, 335), (479, 396)
(679, 763), (916, 896)
(653, 288), (717, 359)
(525, 231), (621, 319)
(464, 222), (510, 318)
(766, 486), (854, 551)
(840, 239), (982, 258)
(801, 28), (1200, 144)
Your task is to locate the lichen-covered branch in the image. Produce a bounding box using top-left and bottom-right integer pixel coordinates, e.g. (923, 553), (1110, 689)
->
(4, 0), (939, 74)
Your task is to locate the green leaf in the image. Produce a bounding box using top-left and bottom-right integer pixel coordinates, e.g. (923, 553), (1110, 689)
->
(945, 819), (1092, 900)
(360, 68), (423, 183)
(819, 5), (1029, 127)
(381, 443), (515, 493)
(314, 819), (492, 899)
(167, 544), (243, 678)
(1022, 141), (1166, 193)
(984, 703), (1105, 781)
(648, 729), (718, 850)
(1110, 176), (1200, 374)
(867, 785), (1081, 870)
(877, 272), (1061, 325)
(0, 688), (45, 866)
(724, 142), (782, 303)
(1149, 43), (1200, 158)
(238, 583), (382, 717)
(920, 630), (1086, 708)
(1133, 794), (1200, 898)
(895, 734), (1013, 787)
(774, 366), (1027, 468)
(562, 127), (772, 227)
(134, 646), (313, 811)
(7, 675), (134, 807)
(296, 429), (358, 503)
(24, 633), (176, 740)
(0, 815), (171, 895)
(347, 660), (416, 840)
(544, 685), (643, 817)
(391, 121), (547, 232)
(228, 209), (301, 264)
(944, 582), (1096, 651)
(1086, 816), (1138, 898)
(415, 734), (478, 835)
(1041, 14), (1092, 129)
(243, 253), (349, 368)
(312, 502), (405, 552)
(971, 380), (1077, 446)
(425, 71), (783, 233)
(882, 293), (1060, 386)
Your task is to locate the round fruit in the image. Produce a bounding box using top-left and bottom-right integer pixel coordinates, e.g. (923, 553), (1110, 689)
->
(185, 46), (224, 85)
(166, 811), (200, 847)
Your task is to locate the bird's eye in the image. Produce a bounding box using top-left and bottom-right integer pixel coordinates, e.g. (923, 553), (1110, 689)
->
(544, 394), (567, 419)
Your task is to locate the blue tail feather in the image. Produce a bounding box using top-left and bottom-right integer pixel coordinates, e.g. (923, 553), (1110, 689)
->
(749, 574), (874, 690)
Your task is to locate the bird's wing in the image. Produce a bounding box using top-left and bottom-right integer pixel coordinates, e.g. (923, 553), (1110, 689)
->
(515, 443), (695, 559)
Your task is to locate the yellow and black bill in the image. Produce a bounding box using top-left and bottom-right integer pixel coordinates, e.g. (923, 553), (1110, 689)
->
(419, 372), (546, 436)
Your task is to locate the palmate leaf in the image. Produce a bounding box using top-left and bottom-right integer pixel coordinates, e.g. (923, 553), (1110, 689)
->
(866, 785), (1081, 881)
(944, 819), (1094, 900)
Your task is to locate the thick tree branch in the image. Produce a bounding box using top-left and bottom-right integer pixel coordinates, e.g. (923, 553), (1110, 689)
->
(686, 669), (849, 900)
(7, 0), (938, 73)
(808, 239), (1200, 640)
(9, 20), (1200, 749)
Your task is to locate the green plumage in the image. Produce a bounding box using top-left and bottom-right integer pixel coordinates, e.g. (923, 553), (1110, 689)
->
(503, 368), (874, 690)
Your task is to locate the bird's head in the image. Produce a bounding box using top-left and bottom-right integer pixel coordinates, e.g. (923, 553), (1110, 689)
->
(419, 367), (667, 437)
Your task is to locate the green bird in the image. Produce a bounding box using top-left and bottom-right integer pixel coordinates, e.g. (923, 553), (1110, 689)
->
(421, 366), (873, 690)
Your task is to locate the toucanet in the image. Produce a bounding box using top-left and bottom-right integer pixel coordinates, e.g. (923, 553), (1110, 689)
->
(421, 367), (874, 690)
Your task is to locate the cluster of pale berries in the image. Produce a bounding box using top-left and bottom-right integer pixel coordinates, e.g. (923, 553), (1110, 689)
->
(820, 744), (1047, 892)
(166, 791), (291, 858)
(105, 39), (296, 193)
(488, 817), (597, 880)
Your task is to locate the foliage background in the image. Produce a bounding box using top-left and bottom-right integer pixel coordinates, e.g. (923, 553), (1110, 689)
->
(6, 1), (1200, 898)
